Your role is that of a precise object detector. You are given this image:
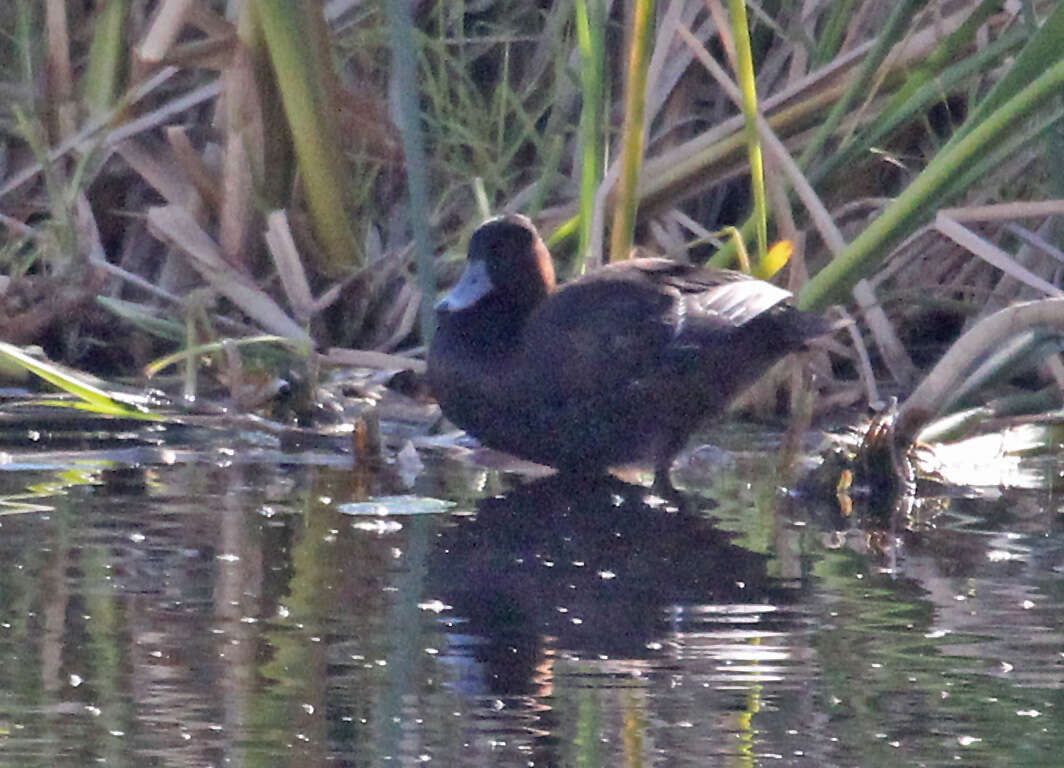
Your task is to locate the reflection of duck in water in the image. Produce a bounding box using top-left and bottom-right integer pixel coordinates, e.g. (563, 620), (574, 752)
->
(426, 474), (800, 697)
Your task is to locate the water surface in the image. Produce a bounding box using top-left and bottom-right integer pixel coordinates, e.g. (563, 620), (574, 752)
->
(0, 422), (1061, 767)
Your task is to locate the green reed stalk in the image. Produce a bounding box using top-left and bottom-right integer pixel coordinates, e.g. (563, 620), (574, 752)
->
(810, 23), (1025, 188)
(799, 54), (1064, 310)
(811, 0), (857, 68)
(798, 0), (926, 170)
(608, 0), (655, 262)
(0, 341), (157, 419)
(881, 0), (1002, 121)
(385, 0), (436, 343)
(574, 0), (605, 274)
(255, 0), (358, 274)
(83, 0), (128, 115)
(942, 0), (1064, 152)
(729, 0), (767, 263)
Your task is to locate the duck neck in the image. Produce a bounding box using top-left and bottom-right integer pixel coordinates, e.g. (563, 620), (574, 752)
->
(442, 292), (536, 359)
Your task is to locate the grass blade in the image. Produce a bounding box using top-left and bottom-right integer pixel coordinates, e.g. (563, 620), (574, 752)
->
(144, 334), (293, 378)
(0, 341), (155, 418)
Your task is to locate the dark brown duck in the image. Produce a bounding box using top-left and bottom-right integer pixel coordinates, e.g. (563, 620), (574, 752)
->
(428, 214), (827, 488)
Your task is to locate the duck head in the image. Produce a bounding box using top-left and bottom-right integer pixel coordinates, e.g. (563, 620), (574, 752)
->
(437, 214), (556, 316)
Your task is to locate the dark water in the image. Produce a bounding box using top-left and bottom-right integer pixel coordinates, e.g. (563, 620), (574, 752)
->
(0, 423), (1062, 767)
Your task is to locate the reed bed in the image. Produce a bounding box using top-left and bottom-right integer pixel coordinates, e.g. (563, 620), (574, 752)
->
(0, 0), (1062, 438)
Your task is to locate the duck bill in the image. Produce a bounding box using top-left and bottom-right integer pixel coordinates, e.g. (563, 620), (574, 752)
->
(436, 259), (493, 311)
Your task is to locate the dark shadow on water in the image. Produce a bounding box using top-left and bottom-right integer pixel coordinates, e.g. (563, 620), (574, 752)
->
(427, 473), (800, 697)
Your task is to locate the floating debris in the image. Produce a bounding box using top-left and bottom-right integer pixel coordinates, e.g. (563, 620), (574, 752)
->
(337, 495), (455, 516)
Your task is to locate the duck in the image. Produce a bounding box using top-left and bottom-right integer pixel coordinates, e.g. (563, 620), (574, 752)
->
(427, 214), (828, 490)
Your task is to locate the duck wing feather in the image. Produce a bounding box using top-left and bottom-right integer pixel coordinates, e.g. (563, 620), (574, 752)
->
(518, 259), (794, 398)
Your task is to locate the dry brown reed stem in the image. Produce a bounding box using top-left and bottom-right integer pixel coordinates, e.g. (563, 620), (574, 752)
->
(165, 127), (221, 210)
(44, 0), (75, 138)
(935, 212), (1064, 299)
(218, 32), (264, 271)
(1006, 225), (1064, 264)
(137, 0), (197, 64)
(147, 205), (312, 344)
(852, 279), (917, 387)
(896, 298), (1064, 446)
(833, 305), (881, 409)
(0, 68), (217, 202)
(115, 139), (198, 207)
(939, 200), (1064, 223)
(352, 406), (383, 468)
(321, 348), (426, 374)
(265, 211), (317, 325)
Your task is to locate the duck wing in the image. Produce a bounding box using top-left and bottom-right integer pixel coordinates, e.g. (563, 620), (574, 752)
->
(631, 259), (792, 326)
(519, 258), (796, 396)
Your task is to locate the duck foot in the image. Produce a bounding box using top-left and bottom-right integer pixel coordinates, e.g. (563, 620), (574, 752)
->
(651, 466), (692, 507)
(651, 464), (720, 513)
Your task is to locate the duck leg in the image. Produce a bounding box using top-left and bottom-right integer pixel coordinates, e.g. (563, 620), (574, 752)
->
(651, 464), (678, 495)
(651, 432), (687, 495)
